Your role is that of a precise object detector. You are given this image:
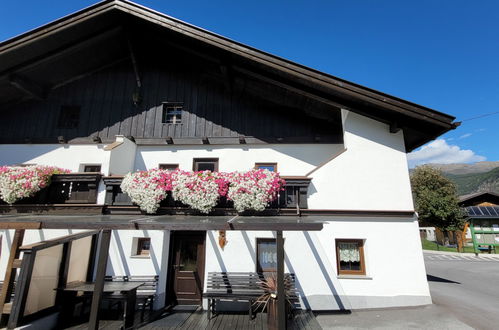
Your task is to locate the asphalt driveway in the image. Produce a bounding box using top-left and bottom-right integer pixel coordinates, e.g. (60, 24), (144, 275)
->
(316, 251), (499, 329)
(425, 251), (499, 330)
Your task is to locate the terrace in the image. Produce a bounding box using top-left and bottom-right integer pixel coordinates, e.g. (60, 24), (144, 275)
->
(0, 214), (324, 330)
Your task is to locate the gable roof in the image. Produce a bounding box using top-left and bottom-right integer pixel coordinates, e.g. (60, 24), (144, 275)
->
(459, 191), (499, 207)
(0, 0), (458, 151)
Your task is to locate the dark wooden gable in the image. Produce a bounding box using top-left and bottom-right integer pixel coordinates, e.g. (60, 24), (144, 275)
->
(0, 1), (457, 150)
(0, 31), (342, 144)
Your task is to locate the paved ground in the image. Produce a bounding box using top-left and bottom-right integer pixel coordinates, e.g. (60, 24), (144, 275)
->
(315, 304), (472, 329)
(424, 251), (499, 330)
(316, 251), (499, 329)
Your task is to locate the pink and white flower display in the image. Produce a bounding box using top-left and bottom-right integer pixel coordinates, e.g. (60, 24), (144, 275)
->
(120, 168), (285, 214)
(171, 170), (224, 214)
(227, 169), (286, 213)
(0, 165), (70, 204)
(120, 169), (175, 214)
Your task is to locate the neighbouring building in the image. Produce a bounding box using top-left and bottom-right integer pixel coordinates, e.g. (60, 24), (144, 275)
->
(0, 0), (458, 323)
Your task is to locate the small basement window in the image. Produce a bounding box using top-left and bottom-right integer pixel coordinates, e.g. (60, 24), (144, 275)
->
(162, 103), (183, 124)
(193, 158), (218, 172)
(159, 164), (179, 171)
(57, 105), (80, 129)
(335, 239), (365, 275)
(255, 163), (277, 172)
(132, 237), (151, 257)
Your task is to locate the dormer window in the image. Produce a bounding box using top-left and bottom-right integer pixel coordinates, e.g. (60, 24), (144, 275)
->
(162, 103), (183, 124)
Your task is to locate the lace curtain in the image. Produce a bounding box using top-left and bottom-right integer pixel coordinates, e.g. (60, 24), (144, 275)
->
(338, 242), (360, 262)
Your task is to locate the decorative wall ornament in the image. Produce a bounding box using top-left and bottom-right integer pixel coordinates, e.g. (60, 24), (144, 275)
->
(218, 230), (227, 250)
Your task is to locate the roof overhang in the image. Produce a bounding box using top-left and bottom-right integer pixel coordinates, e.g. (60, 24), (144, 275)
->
(0, 0), (458, 151)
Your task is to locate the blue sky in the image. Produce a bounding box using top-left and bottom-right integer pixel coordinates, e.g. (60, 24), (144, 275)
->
(1, 0), (498, 167)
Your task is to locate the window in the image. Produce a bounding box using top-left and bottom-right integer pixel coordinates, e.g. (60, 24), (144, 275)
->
(335, 239), (365, 275)
(83, 165), (101, 173)
(162, 103), (183, 124)
(255, 163), (277, 172)
(256, 238), (277, 272)
(136, 237), (151, 256)
(57, 105), (80, 129)
(159, 164), (179, 171)
(193, 158), (218, 172)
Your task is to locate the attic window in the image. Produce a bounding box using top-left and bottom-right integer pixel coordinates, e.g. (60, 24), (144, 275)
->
(162, 103), (183, 124)
(57, 105), (80, 129)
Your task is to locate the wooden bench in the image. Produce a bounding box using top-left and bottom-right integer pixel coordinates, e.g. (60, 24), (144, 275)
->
(104, 275), (159, 321)
(203, 272), (298, 320)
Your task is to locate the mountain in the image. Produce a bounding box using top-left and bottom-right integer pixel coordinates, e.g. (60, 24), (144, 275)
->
(431, 161), (499, 175)
(423, 162), (499, 196)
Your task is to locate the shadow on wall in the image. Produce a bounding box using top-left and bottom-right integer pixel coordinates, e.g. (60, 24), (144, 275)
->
(268, 231), (311, 310)
(134, 144), (344, 172)
(112, 231), (131, 275)
(302, 231), (348, 310)
(240, 231), (256, 264)
(143, 230), (161, 274)
(0, 145), (62, 166)
(207, 231), (227, 272)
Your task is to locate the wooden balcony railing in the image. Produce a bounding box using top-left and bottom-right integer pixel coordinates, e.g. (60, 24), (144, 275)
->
(0, 173), (102, 214)
(103, 176), (311, 215)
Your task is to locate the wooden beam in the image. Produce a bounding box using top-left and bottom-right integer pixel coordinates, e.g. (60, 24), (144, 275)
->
(389, 122), (401, 134)
(0, 26), (123, 79)
(7, 250), (36, 329)
(276, 230), (286, 330)
(0, 230), (25, 322)
(88, 229), (112, 330)
(0, 222), (41, 230)
(19, 230), (99, 252)
(8, 74), (46, 100)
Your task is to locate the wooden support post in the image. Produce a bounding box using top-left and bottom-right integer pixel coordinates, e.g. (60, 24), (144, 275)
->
(0, 229), (25, 322)
(88, 230), (112, 330)
(7, 251), (36, 329)
(276, 230), (286, 330)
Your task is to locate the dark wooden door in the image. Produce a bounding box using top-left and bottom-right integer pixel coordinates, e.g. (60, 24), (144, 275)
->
(171, 231), (206, 305)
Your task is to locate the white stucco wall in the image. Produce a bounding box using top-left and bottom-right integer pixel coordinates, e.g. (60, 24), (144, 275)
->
(0, 144), (111, 175)
(108, 136), (137, 175)
(204, 216), (431, 310)
(307, 110), (414, 211)
(134, 144), (344, 176)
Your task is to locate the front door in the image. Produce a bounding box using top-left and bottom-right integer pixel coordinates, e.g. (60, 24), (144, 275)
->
(170, 231), (206, 305)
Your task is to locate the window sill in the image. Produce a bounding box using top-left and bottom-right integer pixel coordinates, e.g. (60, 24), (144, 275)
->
(130, 255), (150, 259)
(337, 275), (372, 280)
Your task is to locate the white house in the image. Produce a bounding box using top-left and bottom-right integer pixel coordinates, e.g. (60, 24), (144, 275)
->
(0, 0), (458, 325)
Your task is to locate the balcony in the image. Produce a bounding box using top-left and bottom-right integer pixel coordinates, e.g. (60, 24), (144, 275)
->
(0, 173), (102, 214)
(0, 173), (311, 215)
(103, 176), (311, 215)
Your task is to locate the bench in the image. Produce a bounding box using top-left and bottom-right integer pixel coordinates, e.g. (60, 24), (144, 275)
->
(104, 275), (159, 321)
(203, 272), (298, 320)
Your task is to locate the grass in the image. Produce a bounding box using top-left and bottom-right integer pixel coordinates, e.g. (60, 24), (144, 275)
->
(421, 239), (481, 253)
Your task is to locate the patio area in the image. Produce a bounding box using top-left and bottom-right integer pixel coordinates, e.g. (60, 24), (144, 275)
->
(63, 306), (322, 329)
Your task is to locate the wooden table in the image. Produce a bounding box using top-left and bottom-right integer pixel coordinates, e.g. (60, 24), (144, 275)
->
(58, 281), (144, 329)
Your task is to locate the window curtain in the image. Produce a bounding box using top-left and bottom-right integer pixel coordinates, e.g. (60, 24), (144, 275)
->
(339, 242), (360, 262)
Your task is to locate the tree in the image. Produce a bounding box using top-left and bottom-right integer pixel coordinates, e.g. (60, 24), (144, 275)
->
(410, 165), (466, 231)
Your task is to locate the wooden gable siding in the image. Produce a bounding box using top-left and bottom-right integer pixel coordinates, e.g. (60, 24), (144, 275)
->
(0, 56), (342, 144)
